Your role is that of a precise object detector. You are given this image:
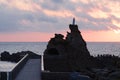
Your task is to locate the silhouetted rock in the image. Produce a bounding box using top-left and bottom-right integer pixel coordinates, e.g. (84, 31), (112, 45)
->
(10, 53), (21, 62)
(44, 18), (92, 72)
(95, 54), (120, 69)
(43, 18), (120, 80)
(1, 51), (11, 61)
(1, 51), (39, 62)
(1, 51), (21, 62)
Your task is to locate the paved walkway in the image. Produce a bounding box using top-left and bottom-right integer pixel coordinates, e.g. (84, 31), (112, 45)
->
(15, 59), (41, 80)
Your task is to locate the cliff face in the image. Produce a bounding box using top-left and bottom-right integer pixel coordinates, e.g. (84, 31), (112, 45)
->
(44, 19), (91, 72)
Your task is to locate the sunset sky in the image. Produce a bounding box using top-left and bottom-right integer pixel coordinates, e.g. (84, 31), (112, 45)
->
(0, 0), (120, 42)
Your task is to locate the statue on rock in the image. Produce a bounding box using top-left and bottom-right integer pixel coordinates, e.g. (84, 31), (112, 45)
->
(44, 18), (92, 72)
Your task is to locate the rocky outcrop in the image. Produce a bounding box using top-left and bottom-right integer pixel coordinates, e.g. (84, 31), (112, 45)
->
(44, 18), (93, 72)
(43, 18), (120, 80)
(1, 51), (39, 62)
(1, 51), (21, 62)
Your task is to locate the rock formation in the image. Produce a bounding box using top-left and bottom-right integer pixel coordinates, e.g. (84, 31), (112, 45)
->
(44, 18), (93, 72)
(1, 51), (39, 62)
(43, 18), (120, 80)
(1, 51), (21, 62)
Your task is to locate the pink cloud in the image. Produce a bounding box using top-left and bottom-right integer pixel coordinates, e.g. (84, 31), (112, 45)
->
(88, 8), (109, 19)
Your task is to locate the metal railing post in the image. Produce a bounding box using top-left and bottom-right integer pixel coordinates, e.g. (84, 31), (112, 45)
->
(7, 72), (9, 80)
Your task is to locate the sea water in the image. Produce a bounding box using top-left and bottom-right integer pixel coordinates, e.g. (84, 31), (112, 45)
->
(0, 42), (120, 56)
(0, 42), (47, 55)
(0, 42), (47, 71)
(0, 42), (120, 71)
(87, 42), (120, 56)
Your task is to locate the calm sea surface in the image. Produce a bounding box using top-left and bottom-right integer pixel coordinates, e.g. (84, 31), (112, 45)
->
(0, 42), (120, 71)
(0, 42), (47, 55)
(0, 42), (120, 56)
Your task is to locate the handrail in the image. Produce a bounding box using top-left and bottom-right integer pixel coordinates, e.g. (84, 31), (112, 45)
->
(10, 54), (29, 72)
(0, 53), (41, 80)
(0, 54), (29, 80)
(9, 54), (29, 80)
